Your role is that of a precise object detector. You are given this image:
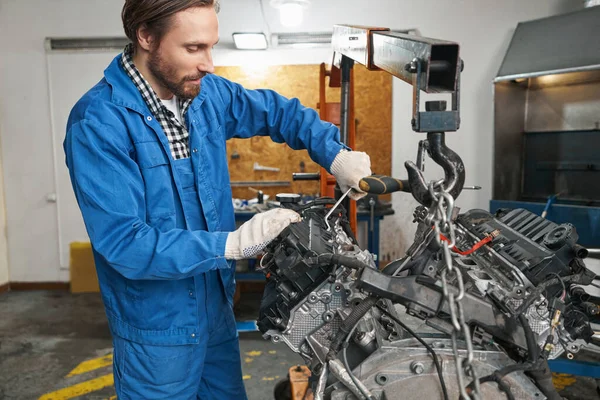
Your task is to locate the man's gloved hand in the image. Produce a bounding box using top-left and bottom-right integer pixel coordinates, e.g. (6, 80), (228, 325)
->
(224, 208), (301, 260)
(330, 149), (372, 200)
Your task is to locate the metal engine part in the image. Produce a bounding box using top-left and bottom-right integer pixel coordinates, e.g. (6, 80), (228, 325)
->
(258, 198), (382, 360)
(257, 199), (596, 399)
(329, 339), (545, 400)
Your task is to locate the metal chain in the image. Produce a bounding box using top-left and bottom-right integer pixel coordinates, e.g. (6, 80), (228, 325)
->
(427, 180), (481, 400)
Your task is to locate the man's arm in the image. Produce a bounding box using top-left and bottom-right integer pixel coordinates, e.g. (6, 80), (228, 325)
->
(215, 77), (349, 172)
(213, 76), (371, 198)
(65, 118), (229, 281)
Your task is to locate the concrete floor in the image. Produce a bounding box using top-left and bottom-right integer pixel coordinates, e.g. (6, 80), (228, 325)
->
(1, 290), (599, 400)
(0, 290), (301, 400)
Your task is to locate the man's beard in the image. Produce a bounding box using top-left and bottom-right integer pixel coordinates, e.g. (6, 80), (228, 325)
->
(147, 48), (204, 100)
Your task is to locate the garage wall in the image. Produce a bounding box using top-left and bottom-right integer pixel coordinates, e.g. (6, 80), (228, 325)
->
(0, 138), (8, 286)
(0, 0), (583, 281)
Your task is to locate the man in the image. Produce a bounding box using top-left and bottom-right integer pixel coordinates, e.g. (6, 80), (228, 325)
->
(64, 0), (371, 399)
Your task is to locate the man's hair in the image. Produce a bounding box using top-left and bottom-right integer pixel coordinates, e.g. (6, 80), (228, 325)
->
(122, 0), (220, 47)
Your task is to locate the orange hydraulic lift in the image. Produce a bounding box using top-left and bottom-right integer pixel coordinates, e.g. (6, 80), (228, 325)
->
(317, 63), (357, 234)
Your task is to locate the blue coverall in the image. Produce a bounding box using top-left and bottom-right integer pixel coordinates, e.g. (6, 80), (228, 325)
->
(64, 54), (347, 399)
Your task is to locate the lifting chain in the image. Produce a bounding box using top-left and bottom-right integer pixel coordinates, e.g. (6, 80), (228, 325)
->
(425, 179), (481, 400)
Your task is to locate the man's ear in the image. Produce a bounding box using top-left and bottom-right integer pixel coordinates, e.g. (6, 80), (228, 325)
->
(136, 24), (154, 52)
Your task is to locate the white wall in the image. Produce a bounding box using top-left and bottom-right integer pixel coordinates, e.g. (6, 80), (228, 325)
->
(0, 0), (583, 281)
(0, 136), (9, 286)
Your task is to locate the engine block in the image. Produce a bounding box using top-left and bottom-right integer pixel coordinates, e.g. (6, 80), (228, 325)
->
(257, 199), (595, 399)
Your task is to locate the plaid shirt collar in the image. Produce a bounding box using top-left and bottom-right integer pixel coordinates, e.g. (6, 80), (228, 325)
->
(120, 44), (192, 159)
(120, 44), (192, 121)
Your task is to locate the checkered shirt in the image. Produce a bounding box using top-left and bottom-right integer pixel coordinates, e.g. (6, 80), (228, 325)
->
(120, 44), (192, 160)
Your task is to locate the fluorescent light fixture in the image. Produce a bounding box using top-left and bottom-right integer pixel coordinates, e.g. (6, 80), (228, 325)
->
(270, 0), (310, 28)
(232, 33), (268, 50)
(271, 32), (332, 48)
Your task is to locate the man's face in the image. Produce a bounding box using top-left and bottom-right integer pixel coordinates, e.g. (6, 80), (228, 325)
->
(147, 6), (219, 99)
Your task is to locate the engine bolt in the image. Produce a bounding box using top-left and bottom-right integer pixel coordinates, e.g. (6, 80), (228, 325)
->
(411, 361), (425, 375)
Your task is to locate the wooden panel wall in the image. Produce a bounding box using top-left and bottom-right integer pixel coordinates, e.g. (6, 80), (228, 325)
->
(213, 64), (392, 200)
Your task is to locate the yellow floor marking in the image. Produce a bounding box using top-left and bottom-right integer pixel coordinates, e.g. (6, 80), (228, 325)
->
(552, 373), (577, 391)
(39, 373), (114, 400)
(66, 354), (113, 377)
(262, 376), (276, 381)
(245, 357), (254, 363)
(268, 350), (277, 355)
(245, 351), (262, 357)
(243, 375), (252, 380)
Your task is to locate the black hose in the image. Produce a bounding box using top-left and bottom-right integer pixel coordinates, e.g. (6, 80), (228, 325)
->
(465, 314), (538, 398)
(376, 304), (449, 400)
(326, 297), (378, 361)
(526, 361), (563, 400)
(495, 361), (537, 380)
(518, 314), (539, 363)
(493, 314), (540, 380)
(466, 374), (515, 400)
(490, 377), (516, 400)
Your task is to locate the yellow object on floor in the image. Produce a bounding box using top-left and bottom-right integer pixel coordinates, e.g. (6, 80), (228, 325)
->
(69, 242), (99, 293)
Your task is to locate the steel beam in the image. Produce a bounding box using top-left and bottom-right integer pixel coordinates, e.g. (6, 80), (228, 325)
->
(332, 25), (461, 93)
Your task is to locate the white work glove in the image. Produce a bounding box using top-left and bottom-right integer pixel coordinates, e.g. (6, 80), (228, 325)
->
(330, 149), (372, 200)
(224, 208), (301, 260)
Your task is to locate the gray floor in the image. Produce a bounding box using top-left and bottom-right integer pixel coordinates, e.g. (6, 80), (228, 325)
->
(1, 290), (599, 400)
(0, 290), (300, 400)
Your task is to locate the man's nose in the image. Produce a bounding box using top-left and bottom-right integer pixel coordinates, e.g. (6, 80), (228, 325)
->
(199, 51), (215, 74)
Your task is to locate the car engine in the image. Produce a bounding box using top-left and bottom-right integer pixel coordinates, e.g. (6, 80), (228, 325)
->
(257, 195), (597, 400)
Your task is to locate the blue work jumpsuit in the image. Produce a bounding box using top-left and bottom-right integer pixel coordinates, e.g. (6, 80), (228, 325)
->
(64, 54), (347, 399)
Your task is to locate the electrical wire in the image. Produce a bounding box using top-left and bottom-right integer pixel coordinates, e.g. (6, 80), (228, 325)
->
(515, 273), (581, 316)
(589, 282), (600, 290)
(438, 230), (498, 256)
(376, 304), (450, 400)
(549, 272), (566, 301)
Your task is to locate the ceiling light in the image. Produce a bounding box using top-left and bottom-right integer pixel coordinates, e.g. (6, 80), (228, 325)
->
(271, 32), (332, 48)
(270, 0), (310, 28)
(232, 33), (268, 50)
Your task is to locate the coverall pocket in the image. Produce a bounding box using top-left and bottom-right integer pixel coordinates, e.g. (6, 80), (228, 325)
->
(134, 141), (176, 219)
(123, 341), (195, 386)
(135, 141), (170, 169)
(201, 126), (230, 192)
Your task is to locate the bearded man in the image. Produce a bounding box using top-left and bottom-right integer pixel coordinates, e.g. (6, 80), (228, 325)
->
(64, 1), (371, 398)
